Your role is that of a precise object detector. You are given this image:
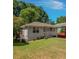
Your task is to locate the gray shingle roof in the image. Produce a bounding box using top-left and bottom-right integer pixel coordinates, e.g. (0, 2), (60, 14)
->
(21, 22), (66, 28)
(21, 22), (54, 28)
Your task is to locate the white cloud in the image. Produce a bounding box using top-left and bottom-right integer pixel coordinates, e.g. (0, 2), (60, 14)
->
(51, 1), (64, 9)
(35, 0), (65, 10)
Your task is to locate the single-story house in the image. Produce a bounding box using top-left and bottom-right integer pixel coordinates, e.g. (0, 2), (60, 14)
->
(20, 22), (66, 42)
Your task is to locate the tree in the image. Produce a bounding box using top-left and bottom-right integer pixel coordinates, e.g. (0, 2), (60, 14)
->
(13, 0), (49, 23)
(50, 21), (55, 25)
(13, 0), (19, 16)
(60, 28), (65, 32)
(38, 7), (49, 23)
(13, 16), (26, 37)
(56, 16), (66, 23)
(20, 8), (39, 23)
(20, 7), (49, 23)
(13, 0), (27, 16)
(48, 19), (56, 25)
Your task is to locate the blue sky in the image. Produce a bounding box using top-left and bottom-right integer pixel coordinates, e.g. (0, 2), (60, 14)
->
(19, 0), (66, 21)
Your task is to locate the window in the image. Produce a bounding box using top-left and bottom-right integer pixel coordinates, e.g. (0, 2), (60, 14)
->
(50, 28), (52, 31)
(33, 27), (36, 33)
(33, 27), (39, 33)
(37, 28), (39, 33)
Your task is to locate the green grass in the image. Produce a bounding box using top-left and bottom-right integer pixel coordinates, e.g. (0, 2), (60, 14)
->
(13, 38), (66, 59)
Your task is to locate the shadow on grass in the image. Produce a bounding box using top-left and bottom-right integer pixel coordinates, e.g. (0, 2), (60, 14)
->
(13, 42), (29, 46)
(13, 39), (29, 46)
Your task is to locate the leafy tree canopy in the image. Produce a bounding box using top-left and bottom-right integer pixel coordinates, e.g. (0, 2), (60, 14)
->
(13, 0), (49, 23)
(56, 16), (66, 23)
(13, 16), (26, 36)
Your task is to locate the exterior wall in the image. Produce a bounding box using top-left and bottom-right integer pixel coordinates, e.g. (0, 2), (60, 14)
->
(28, 27), (44, 40)
(28, 27), (57, 40)
(21, 28), (29, 41)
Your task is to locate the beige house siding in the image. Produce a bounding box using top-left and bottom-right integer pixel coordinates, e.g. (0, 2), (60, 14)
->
(28, 27), (43, 40)
(27, 27), (57, 40)
(21, 28), (29, 41)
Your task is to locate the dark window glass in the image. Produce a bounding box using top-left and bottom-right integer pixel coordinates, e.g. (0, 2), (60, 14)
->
(50, 28), (52, 31)
(33, 27), (36, 33)
(33, 27), (39, 33)
(36, 27), (39, 33)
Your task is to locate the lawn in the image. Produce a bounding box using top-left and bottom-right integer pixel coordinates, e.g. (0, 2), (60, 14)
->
(13, 38), (66, 59)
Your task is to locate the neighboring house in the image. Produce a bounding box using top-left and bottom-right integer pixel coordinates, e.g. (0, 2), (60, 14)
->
(20, 22), (66, 42)
(54, 23), (66, 37)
